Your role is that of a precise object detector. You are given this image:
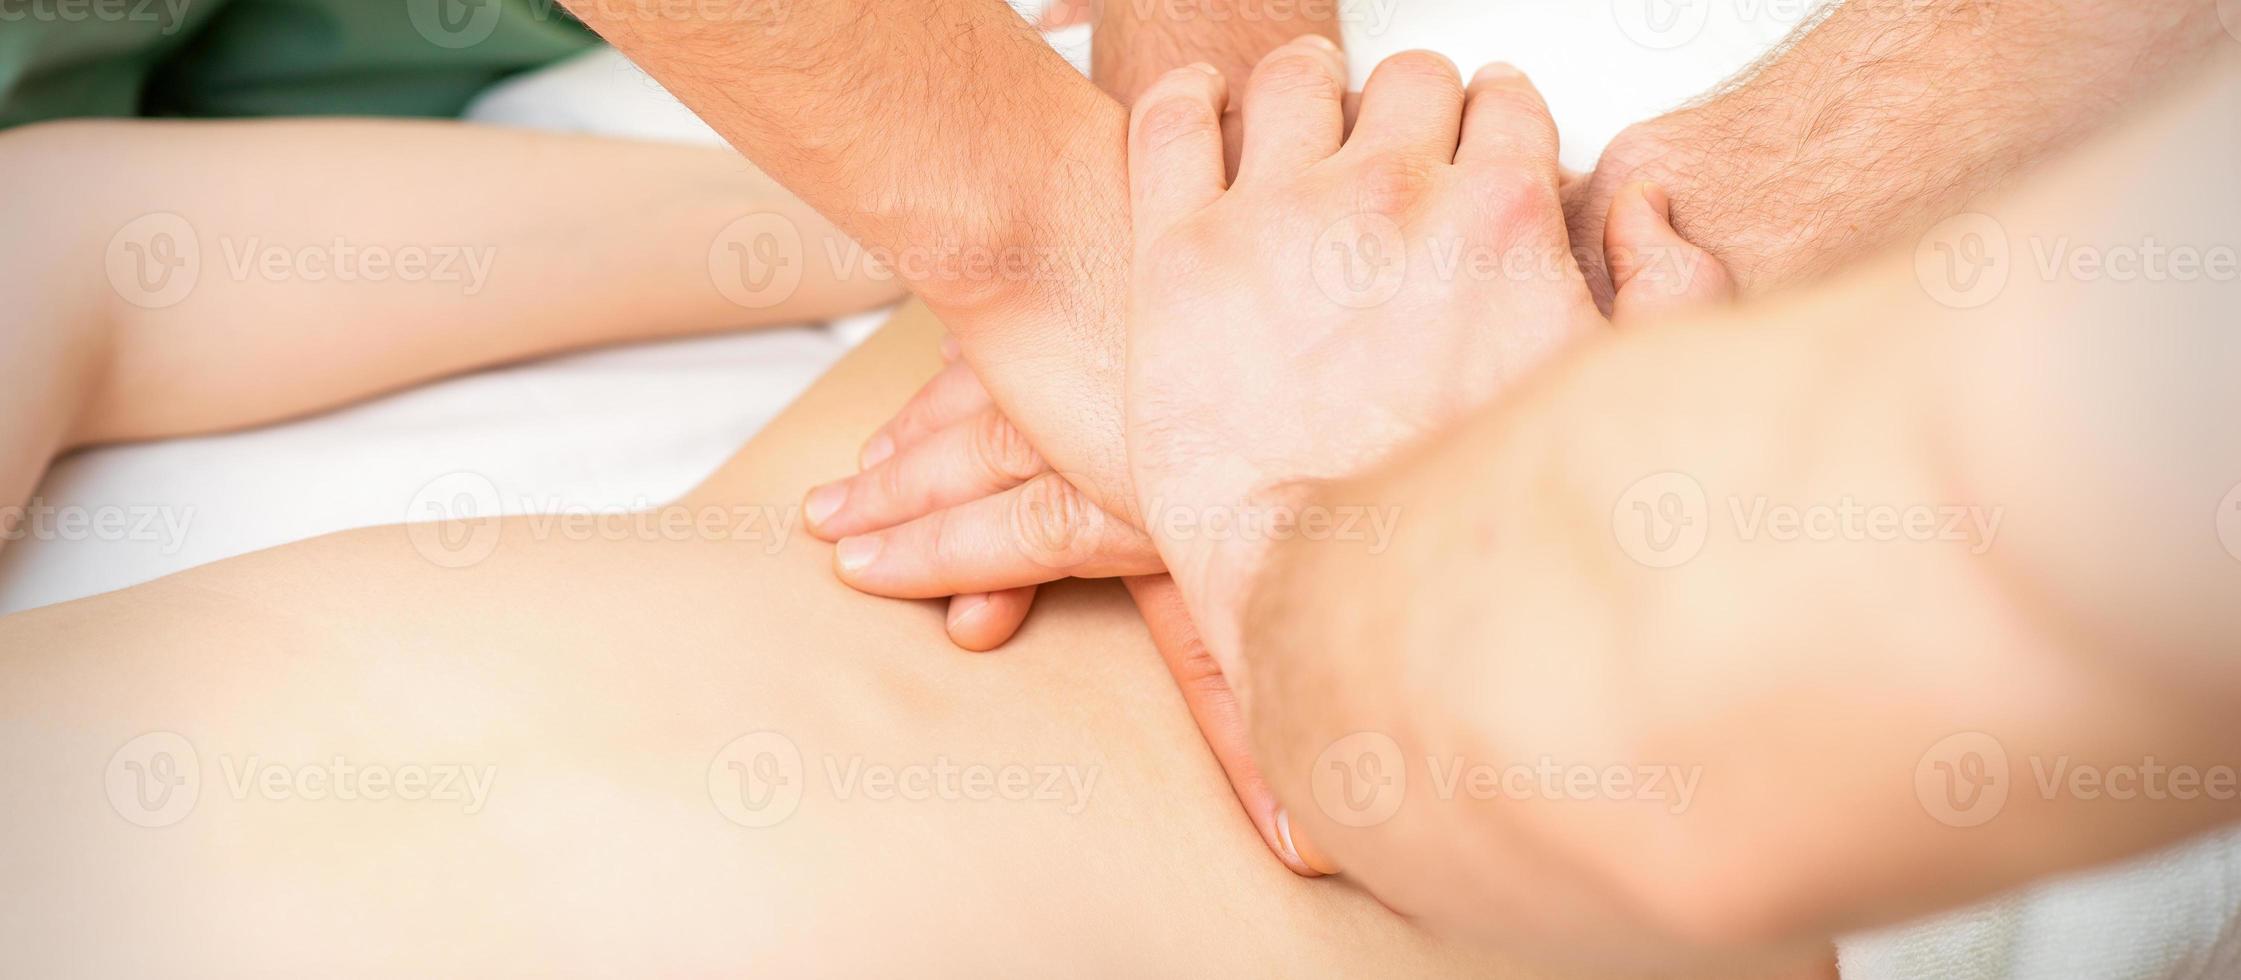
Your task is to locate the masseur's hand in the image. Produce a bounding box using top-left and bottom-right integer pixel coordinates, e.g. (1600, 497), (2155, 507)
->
(1119, 42), (1616, 673)
(809, 137), (1726, 649)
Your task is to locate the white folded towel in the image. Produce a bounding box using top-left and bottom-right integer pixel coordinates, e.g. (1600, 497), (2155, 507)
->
(1841, 827), (2241, 980)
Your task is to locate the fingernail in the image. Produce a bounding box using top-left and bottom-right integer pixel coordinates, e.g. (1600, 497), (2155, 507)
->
(1275, 808), (1341, 876)
(835, 535), (882, 574)
(859, 432), (895, 470)
(805, 481), (849, 528)
(1296, 34), (1338, 52)
(1475, 61), (1521, 81)
(1186, 61), (1220, 76)
(938, 334), (961, 361)
(949, 593), (989, 628)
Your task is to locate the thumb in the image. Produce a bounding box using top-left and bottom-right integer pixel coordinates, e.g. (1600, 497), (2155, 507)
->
(1605, 181), (1735, 323)
(1124, 574), (1339, 877)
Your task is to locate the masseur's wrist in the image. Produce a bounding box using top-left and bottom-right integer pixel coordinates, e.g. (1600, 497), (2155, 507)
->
(1152, 476), (1327, 700)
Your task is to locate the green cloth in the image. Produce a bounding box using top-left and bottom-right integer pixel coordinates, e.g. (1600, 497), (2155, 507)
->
(0, 0), (599, 128)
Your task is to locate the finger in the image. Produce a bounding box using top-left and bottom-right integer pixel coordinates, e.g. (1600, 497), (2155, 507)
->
(833, 473), (1162, 598)
(1453, 62), (1559, 177)
(1123, 575), (1337, 876)
(937, 333), (960, 362)
(1130, 64), (1231, 242)
(946, 586), (1037, 651)
(806, 407), (1044, 541)
(1344, 50), (1464, 162)
(1236, 35), (1348, 183)
(1606, 181), (1735, 323)
(860, 358), (995, 469)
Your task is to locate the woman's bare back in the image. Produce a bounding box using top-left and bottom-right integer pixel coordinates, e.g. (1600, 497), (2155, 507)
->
(0, 305), (1623, 977)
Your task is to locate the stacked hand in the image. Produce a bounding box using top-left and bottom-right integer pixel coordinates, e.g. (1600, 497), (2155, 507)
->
(805, 38), (1728, 874)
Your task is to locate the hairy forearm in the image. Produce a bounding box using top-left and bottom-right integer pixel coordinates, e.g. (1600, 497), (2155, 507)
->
(564, 0), (1154, 516)
(561, 0), (1125, 315)
(1092, 0), (1340, 101)
(1252, 53), (2241, 956)
(1574, 0), (2225, 300)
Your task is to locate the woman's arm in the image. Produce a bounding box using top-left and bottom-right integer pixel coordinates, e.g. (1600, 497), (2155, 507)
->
(0, 117), (899, 544)
(1252, 52), (2241, 958)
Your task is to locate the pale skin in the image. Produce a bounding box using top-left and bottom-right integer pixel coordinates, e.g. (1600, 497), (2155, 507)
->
(815, 0), (2233, 617)
(802, 0), (2234, 890)
(1241, 54), (2241, 957)
(8, 0), (2223, 968)
(0, 116), (903, 549)
(0, 114), (1825, 980)
(556, 0), (1371, 871)
(818, 39), (2241, 963)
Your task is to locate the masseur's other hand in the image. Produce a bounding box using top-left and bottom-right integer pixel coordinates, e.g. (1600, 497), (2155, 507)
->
(797, 337), (1330, 875)
(805, 64), (1732, 649)
(1124, 43), (1603, 673)
(802, 337), (1163, 649)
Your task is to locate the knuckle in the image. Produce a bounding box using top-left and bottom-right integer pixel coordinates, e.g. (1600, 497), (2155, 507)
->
(1250, 53), (1341, 104)
(1007, 473), (1095, 568)
(1135, 95), (1220, 155)
(1374, 50), (1461, 89)
(969, 412), (1044, 484)
(926, 506), (975, 575)
(871, 453), (916, 508)
(1466, 86), (1558, 148)
(1348, 153), (1437, 217)
(1460, 165), (1555, 228)
(886, 402), (930, 443)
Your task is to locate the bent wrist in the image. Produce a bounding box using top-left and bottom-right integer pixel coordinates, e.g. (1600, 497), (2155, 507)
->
(1143, 476), (1326, 688)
